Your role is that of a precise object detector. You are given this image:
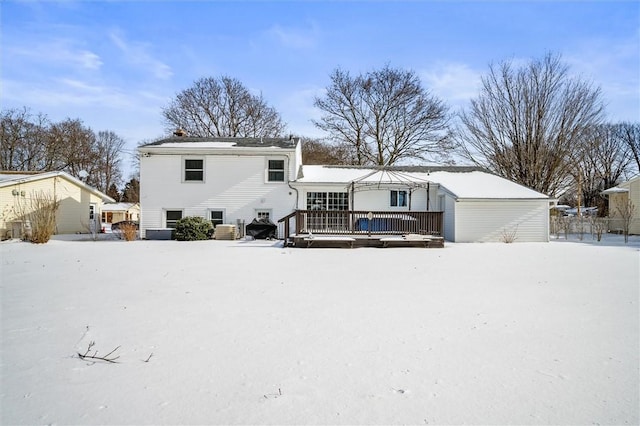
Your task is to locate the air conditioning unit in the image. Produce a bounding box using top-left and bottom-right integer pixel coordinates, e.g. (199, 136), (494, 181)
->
(214, 224), (237, 240)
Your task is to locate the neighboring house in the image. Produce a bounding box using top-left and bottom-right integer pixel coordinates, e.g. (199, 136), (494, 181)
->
(602, 176), (640, 234)
(102, 202), (140, 223)
(291, 165), (550, 242)
(138, 136), (301, 239)
(0, 171), (115, 239)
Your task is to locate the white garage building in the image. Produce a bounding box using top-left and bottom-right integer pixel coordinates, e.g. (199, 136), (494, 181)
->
(291, 165), (550, 243)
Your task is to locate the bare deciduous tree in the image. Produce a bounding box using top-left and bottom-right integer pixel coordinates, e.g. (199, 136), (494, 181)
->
(617, 200), (636, 243)
(162, 76), (287, 138)
(1, 108), (50, 171)
(616, 122), (640, 174)
(577, 123), (633, 214)
(456, 53), (604, 196)
(314, 66), (451, 166)
(93, 130), (125, 193)
(1, 108), (128, 193)
(301, 137), (353, 165)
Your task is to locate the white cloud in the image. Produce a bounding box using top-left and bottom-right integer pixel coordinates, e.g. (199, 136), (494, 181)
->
(276, 85), (325, 138)
(108, 29), (173, 80)
(420, 62), (483, 111)
(8, 39), (103, 70)
(564, 34), (639, 122)
(267, 22), (319, 49)
(77, 50), (103, 70)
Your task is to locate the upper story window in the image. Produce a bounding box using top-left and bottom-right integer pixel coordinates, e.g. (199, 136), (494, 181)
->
(184, 159), (204, 182)
(267, 159), (285, 182)
(390, 190), (408, 207)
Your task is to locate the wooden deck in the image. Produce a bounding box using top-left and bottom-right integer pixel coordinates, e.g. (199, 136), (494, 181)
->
(291, 233), (444, 249)
(278, 210), (444, 248)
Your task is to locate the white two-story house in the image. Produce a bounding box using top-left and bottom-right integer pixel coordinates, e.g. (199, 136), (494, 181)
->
(138, 136), (301, 239)
(140, 135), (551, 242)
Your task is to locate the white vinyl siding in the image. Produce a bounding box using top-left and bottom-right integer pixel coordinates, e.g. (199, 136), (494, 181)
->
(454, 200), (549, 242)
(139, 148), (299, 238)
(442, 194), (456, 242)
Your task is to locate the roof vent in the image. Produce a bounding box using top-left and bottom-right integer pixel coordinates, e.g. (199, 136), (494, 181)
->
(173, 128), (187, 137)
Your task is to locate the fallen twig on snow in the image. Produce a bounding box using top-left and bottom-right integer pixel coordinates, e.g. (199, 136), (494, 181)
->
(263, 388), (282, 399)
(77, 341), (120, 363)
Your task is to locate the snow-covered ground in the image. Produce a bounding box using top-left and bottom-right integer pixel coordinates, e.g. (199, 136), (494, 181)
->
(1, 234), (638, 425)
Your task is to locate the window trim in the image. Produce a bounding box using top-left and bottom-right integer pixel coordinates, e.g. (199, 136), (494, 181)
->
(183, 157), (205, 183)
(306, 191), (349, 210)
(390, 190), (408, 207)
(164, 209), (184, 228)
(255, 209), (272, 220)
(266, 158), (286, 183)
(208, 209), (225, 228)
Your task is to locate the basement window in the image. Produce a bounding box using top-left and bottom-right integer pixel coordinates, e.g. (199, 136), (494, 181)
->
(165, 210), (183, 228)
(210, 210), (224, 228)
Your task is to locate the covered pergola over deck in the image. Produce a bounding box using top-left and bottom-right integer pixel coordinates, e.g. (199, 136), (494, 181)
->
(280, 168), (444, 248)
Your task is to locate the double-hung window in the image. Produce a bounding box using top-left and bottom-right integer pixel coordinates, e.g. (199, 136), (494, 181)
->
(267, 159), (285, 182)
(210, 210), (224, 228)
(184, 159), (204, 182)
(166, 210), (183, 228)
(390, 190), (408, 207)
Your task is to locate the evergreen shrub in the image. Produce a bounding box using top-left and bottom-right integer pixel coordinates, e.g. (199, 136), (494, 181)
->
(174, 216), (213, 241)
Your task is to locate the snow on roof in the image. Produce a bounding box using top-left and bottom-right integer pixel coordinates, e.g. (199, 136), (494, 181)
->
(428, 170), (548, 199)
(0, 171), (115, 202)
(141, 136), (298, 149)
(601, 186), (629, 194)
(152, 142), (238, 148)
(602, 175), (640, 195)
(295, 165), (548, 199)
(0, 172), (39, 183)
(103, 202), (139, 211)
(295, 165), (372, 183)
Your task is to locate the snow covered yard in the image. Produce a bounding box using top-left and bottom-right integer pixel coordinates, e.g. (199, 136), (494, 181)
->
(1, 235), (638, 425)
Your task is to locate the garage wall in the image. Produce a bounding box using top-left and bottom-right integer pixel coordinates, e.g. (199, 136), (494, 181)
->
(454, 199), (549, 242)
(442, 194), (456, 242)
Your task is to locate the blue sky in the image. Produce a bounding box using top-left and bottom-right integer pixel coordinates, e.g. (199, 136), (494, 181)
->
(1, 1), (638, 173)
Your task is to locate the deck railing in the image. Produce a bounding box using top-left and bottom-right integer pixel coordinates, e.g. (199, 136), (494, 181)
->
(279, 210), (443, 238)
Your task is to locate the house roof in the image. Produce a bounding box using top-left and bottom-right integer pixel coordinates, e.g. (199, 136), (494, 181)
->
(0, 171), (115, 202)
(602, 175), (639, 194)
(140, 136), (299, 149)
(293, 165), (549, 200)
(601, 186), (629, 194)
(103, 202), (139, 212)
